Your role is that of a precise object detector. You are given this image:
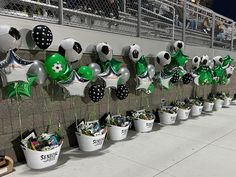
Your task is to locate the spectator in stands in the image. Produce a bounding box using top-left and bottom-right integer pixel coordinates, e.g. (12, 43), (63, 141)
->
(102, 0), (119, 19)
(215, 21), (226, 41)
(202, 17), (211, 33)
(159, 3), (173, 21)
(175, 0), (191, 27)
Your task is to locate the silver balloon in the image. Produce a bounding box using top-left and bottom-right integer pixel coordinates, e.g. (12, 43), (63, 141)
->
(119, 67), (130, 84)
(148, 64), (155, 79)
(89, 63), (101, 77)
(28, 60), (47, 85)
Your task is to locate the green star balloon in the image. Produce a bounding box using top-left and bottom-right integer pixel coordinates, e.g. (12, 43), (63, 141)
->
(146, 83), (155, 94)
(223, 55), (234, 68)
(219, 75), (230, 85)
(213, 65), (224, 78)
(171, 50), (188, 67)
(76, 66), (94, 81)
(135, 55), (148, 76)
(7, 76), (36, 98)
(98, 58), (122, 74)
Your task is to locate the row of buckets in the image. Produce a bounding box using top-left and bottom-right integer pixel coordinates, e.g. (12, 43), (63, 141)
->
(21, 97), (232, 170)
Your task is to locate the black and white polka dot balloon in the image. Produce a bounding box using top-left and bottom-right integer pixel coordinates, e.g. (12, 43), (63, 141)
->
(116, 84), (129, 100)
(32, 25), (53, 49)
(170, 72), (180, 84)
(182, 73), (193, 84)
(89, 84), (105, 102)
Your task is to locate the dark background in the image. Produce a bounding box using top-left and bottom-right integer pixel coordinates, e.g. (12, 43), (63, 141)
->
(212, 0), (236, 21)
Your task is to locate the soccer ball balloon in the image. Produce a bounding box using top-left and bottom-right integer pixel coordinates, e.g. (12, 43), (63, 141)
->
(192, 56), (201, 70)
(0, 25), (21, 52)
(173, 40), (184, 51)
(156, 51), (171, 66)
(201, 55), (210, 66)
(96, 42), (113, 62)
(213, 56), (223, 66)
(128, 44), (142, 62)
(58, 38), (83, 63)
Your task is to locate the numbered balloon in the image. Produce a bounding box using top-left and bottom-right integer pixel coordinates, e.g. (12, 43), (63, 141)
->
(0, 25), (22, 52)
(32, 25), (53, 49)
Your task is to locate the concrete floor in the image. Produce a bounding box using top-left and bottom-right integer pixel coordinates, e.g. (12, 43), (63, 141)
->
(7, 104), (236, 177)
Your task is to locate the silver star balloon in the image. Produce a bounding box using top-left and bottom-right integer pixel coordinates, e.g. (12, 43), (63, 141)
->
(0, 50), (33, 85)
(136, 71), (153, 91)
(157, 72), (172, 89)
(58, 70), (90, 97)
(98, 66), (122, 89)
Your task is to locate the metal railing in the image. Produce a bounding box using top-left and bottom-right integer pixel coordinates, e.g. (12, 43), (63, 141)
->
(0, 0), (235, 51)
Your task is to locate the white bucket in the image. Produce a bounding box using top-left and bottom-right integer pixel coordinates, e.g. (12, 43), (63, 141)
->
(177, 108), (191, 120)
(214, 99), (223, 111)
(108, 125), (129, 141)
(21, 142), (63, 169)
(158, 111), (177, 125)
(76, 132), (106, 152)
(190, 105), (203, 116)
(133, 119), (154, 132)
(203, 102), (214, 112)
(223, 97), (232, 107)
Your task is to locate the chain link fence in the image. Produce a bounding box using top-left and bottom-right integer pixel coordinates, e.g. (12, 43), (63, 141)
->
(0, 0), (235, 51)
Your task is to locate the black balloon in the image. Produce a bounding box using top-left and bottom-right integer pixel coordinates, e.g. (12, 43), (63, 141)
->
(170, 72), (180, 84)
(89, 84), (105, 102)
(32, 25), (53, 49)
(182, 73), (193, 84)
(116, 84), (129, 100)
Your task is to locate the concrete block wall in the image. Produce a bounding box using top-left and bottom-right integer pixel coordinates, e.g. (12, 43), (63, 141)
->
(0, 49), (236, 162)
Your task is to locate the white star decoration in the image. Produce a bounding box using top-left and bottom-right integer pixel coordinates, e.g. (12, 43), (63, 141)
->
(193, 75), (200, 86)
(0, 50), (33, 85)
(157, 72), (172, 89)
(136, 72), (153, 91)
(58, 71), (90, 97)
(98, 66), (121, 89)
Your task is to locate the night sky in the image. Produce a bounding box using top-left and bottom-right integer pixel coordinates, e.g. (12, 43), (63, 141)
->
(212, 0), (236, 21)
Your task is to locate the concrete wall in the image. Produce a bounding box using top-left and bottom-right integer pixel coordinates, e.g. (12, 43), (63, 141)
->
(0, 15), (236, 162)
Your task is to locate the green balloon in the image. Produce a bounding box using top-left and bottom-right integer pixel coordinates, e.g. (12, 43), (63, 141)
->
(44, 53), (70, 81)
(135, 55), (148, 76)
(7, 76), (36, 98)
(171, 50), (188, 67)
(223, 55), (233, 67)
(146, 83), (155, 94)
(77, 66), (93, 81)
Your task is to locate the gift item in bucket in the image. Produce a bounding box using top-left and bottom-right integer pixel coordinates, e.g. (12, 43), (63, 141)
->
(158, 106), (178, 125)
(21, 128), (63, 169)
(0, 155), (14, 176)
(186, 97), (203, 116)
(203, 94), (215, 112)
(106, 114), (131, 141)
(76, 119), (107, 152)
(131, 110), (155, 132)
(171, 101), (191, 121)
(221, 92), (232, 107)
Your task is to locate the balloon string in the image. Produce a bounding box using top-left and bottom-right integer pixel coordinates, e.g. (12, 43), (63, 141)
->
(117, 99), (120, 115)
(15, 83), (23, 140)
(90, 102), (97, 121)
(145, 95), (150, 111)
(71, 96), (78, 122)
(107, 88), (111, 113)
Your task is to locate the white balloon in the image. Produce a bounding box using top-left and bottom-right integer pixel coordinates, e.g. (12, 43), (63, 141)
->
(119, 67), (130, 83)
(96, 42), (113, 62)
(89, 63), (101, 77)
(148, 64), (155, 78)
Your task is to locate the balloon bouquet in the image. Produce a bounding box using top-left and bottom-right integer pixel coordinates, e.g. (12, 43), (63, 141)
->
(0, 25), (49, 98)
(191, 55), (213, 86)
(128, 44), (155, 94)
(90, 42), (130, 101)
